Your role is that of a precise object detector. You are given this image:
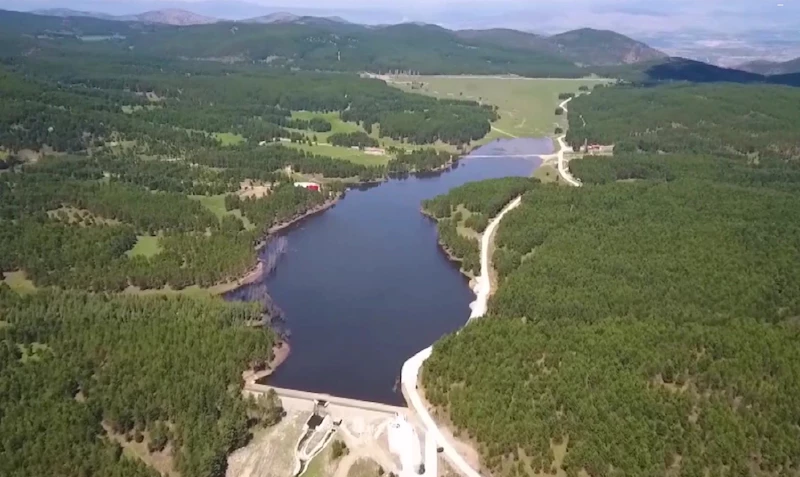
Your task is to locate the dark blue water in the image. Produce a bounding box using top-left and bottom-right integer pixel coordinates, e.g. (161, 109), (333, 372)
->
(227, 138), (552, 404)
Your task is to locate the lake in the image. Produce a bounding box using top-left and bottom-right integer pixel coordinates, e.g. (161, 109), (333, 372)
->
(226, 138), (552, 404)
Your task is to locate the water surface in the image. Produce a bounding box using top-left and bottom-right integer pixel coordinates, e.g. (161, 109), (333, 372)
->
(227, 138), (552, 404)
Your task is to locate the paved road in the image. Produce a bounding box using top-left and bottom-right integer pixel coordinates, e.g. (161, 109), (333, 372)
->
(401, 197), (524, 477)
(556, 97), (582, 188)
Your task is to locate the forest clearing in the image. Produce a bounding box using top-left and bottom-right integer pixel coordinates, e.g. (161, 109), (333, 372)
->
(386, 76), (611, 140)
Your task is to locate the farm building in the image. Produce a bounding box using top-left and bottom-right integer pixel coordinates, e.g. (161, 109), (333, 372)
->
(294, 182), (321, 192)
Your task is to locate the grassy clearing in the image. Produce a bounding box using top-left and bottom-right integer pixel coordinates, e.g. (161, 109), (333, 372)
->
(18, 342), (51, 363)
(191, 194), (229, 218)
(285, 142), (390, 166)
(3, 271), (37, 294)
(291, 111), (362, 142)
(126, 235), (162, 258)
(190, 194), (255, 230)
(289, 111), (459, 159)
(0, 149), (8, 160)
(533, 164), (563, 185)
(214, 131), (246, 146)
(388, 76), (612, 139)
(302, 443), (335, 477)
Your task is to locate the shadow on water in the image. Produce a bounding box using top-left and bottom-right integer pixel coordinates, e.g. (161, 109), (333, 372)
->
(225, 138), (553, 404)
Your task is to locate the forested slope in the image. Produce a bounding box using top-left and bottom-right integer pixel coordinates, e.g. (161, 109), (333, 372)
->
(422, 84), (800, 477)
(0, 289), (277, 477)
(566, 82), (800, 159)
(422, 177), (538, 275)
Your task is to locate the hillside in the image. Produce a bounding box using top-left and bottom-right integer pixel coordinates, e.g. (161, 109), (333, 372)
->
(31, 7), (218, 25)
(129, 9), (217, 26)
(739, 56), (800, 75)
(124, 21), (582, 76)
(32, 8), (117, 20)
(455, 28), (554, 54)
(243, 12), (350, 26)
(548, 28), (667, 66)
(18, 8), (666, 71)
(457, 27), (667, 67)
(8, 9), (799, 83)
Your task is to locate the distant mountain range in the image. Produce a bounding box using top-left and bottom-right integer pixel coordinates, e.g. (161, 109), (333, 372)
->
(32, 8), (217, 26)
(737, 57), (800, 75)
(8, 7), (798, 86)
(27, 7), (665, 68)
(243, 11), (351, 26)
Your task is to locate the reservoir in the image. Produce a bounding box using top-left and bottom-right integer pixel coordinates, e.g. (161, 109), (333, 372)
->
(226, 138), (552, 404)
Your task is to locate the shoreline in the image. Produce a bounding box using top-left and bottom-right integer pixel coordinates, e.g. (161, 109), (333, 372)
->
(211, 195), (343, 297)
(242, 339), (292, 386)
(420, 207), (478, 284)
(402, 196), (524, 477)
(228, 194), (342, 380)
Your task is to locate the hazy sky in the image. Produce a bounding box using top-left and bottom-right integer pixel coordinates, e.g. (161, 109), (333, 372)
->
(4, 0), (800, 34)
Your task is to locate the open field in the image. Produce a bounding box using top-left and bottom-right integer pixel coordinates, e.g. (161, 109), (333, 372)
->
(285, 142), (390, 166)
(387, 76), (611, 140)
(214, 131), (246, 146)
(126, 235), (162, 258)
(533, 164), (563, 184)
(289, 111), (461, 161)
(2, 271), (37, 294)
(190, 194), (255, 230)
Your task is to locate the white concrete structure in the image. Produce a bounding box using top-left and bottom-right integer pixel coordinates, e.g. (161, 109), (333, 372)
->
(401, 197), (524, 477)
(388, 413), (422, 477)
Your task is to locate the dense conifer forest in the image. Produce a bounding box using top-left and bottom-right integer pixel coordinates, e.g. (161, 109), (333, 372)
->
(422, 178), (538, 275)
(423, 86), (800, 476)
(0, 289), (276, 477)
(566, 83), (800, 160)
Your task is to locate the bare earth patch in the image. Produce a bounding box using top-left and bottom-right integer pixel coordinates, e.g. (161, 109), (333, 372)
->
(239, 179), (272, 199)
(226, 412), (310, 477)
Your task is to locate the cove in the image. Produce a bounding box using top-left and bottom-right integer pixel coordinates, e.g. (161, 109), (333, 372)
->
(226, 138), (552, 405)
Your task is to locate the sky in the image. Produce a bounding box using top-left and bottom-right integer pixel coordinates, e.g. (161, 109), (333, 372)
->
(3, 0), (799, 35)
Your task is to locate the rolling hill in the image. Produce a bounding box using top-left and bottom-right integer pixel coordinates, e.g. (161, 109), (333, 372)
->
(7, 8), (800, 85)
(243, 12), (351, 26)
(738, 57), (800, 75)
(548, 28), (667, 66)
(32, 8), (218, 25)
(457, 27), (667, 67)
